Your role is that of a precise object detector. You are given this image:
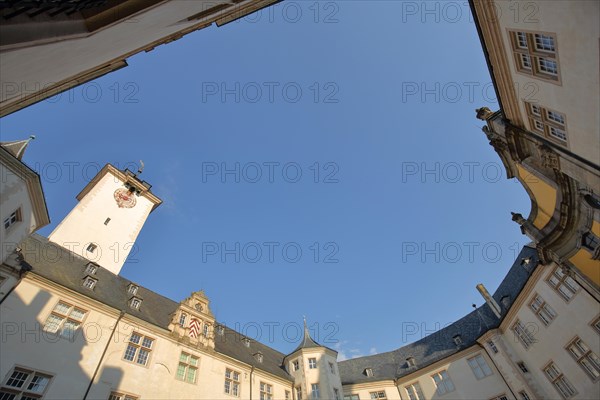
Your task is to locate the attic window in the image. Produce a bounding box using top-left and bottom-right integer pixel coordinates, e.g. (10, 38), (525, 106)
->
(255, 352), (264, 363)
(243, 338), (250, 347)
(86, 243), (98, 253)
(216, 325), (225, 336)
(453, 335), (463, 346)
(128, 284), (139, 295)
(406, 357), (416, 368)
(364, 368), (374, 377)
(130, 297), (142, 310)
(83, 276), (97, 290)
(104, 217), (111, 225)
(85, 263), (98, 275)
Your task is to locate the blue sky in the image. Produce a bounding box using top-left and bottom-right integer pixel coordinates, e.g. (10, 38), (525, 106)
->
(1, 1), (530, 359)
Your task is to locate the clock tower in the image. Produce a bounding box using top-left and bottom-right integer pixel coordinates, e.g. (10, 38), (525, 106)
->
(48, 163), (162, 275)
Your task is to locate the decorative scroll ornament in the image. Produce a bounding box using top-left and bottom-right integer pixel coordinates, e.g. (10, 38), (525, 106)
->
(114, 188), (137, 208)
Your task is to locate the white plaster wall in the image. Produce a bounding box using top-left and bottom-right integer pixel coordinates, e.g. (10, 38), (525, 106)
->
(0, 164), (36, 263)
(497, 0), (600, 164)
(48, 171), (154, 275)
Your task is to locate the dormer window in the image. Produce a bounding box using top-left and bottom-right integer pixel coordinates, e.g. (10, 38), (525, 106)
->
(85, 263), (98, 275)
(216, 325), (225, 336)
(292, 360), (300, 371)
(179, 313), (187, 327)
(254, 352), (264, 363)
(86, 243), (97, 253)
(453, 335), (463, 346)
(406, 357), (416, 368)
(127, 284), (138, 296)
(243, 338), (250, 347)
(130, 297), (142, 310)
(83, 276), (97, 290)
(364, 368), (374, 377)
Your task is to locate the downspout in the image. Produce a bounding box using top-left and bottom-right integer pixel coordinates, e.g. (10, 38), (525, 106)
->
(83, 311), (125, 400)
(476, 342), (519, 400)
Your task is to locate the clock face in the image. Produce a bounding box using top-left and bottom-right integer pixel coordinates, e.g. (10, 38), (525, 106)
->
(114, 188), (137, 208)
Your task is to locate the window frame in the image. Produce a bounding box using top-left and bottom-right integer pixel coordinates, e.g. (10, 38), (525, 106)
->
(524, 102), (568, 147)
(42, 300), (88, 341)
(405, 382), (425, 400)
(369, 391), (387, 400)
(3, 208), (22, 231)
(508, 29), (561, 84)
(176, 351), (199, 384)
(122, 332), (154, 367)
(311, 383), (320, 400)
(547, 267), (580, 302)
(543, 361), (577, 399)
(224, 368), (241, 397)
(0, 366), (53, 399)
(108, 391), (139, 400)
(308, 357), (317, 369)
(431, 370), (455, 395)
(259, 381), (273, 400)
(467, 354), (494, 379)
(565, 337), (600, 381)
(528, 293), (557, 326)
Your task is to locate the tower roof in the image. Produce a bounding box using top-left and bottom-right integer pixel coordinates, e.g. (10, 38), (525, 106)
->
(292, 319), (324, 352)
(0, 135), (35, 160)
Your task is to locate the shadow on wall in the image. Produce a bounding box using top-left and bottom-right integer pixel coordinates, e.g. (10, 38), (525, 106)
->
(0, 285), (124, 399)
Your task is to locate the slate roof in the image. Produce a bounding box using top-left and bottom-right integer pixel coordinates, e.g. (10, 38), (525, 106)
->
(0, 135), (35, 160)
(338, 244), (539, 385)
(10, 234), (292, 381)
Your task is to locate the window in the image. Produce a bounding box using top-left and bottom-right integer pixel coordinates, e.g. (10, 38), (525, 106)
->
(104, 218), (111, 225)
(582, 232), (600, 252)
(509, 30), (560, 82)
(334, 388), (340, 400)
(489, 396), (508, 400)
(512, 320), (536, 349)
(83, 276), (97, 290)
(432, 370), (455, 395)
(468, 354), (493, 379)
(224, 368), (240, 397)
(364, 368), (374, 377)
(566, 337), (600, 380)
(487, 340), (498, 354)
(260, 382), (273, 400)
(3, 209), (21, 230)
(529, 294), (557, 326)
(311, 384), (320, 399)
(243, 338), (250, 348)
(108, 392), (139, 400)
(203, 323), (209, 337)
(406, 356), (416, 367)
(517, 361), (529, 373)
(255, 353), (264, 363)
(123, 332), (153, 366)
(308, 358), (317, 369)
(127, 284), (138, 295)
(285, 391), (291, 400)
(592, 316), (600, 334)
(129, 297), (142, 310)
(369, 391), (386, 400)
(176, 352), (199, 384)
(296, 386), (302, 400)
(544, 362), (576, 398)
(519, 391), (531, 400)
(525, 102), (568, 144)
(329, 362), (335, 374)
(0, 367), (52, 399)
(453, 335), (463, 346)
(405, 382), (425, 400)
(179, 313), (187, 327)
(86, 243), (98, 253)
(293, 360), (300, 371)
(43, 300), (87, 340)
(85, 263), (98, 275)
(548, 267), (579, 301)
